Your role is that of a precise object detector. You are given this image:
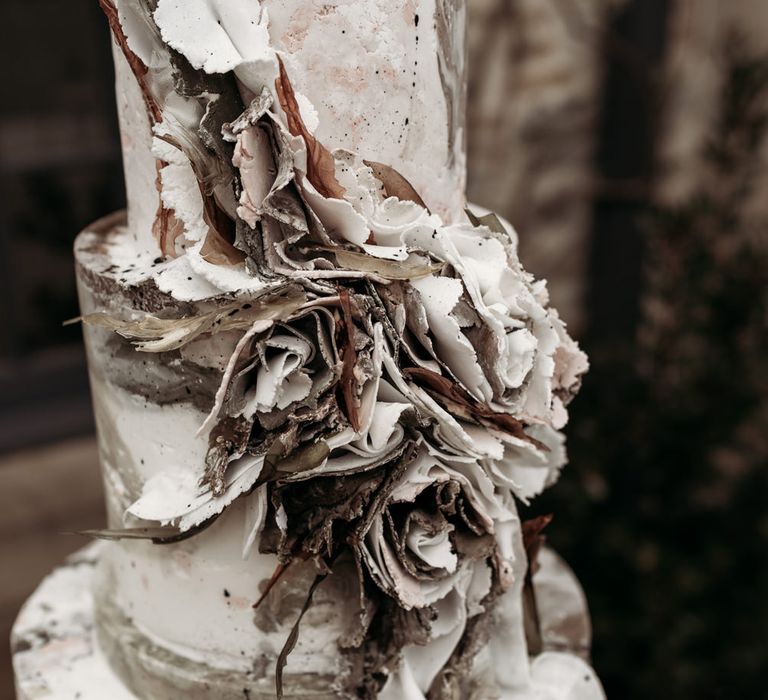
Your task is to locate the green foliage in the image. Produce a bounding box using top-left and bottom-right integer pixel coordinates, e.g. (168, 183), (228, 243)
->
(534, 39), (768, 699)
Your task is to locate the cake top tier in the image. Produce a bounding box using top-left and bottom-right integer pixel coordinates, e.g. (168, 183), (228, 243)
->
(112, 0), (467, 260)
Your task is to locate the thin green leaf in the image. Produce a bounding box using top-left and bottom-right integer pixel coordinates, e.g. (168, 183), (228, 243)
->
(73, 518), (217, 545)
(275, 573), (327, 699)
(275, 441), (331, 475)
(333, 249), (440, 280)
(80, 288), (307, 352)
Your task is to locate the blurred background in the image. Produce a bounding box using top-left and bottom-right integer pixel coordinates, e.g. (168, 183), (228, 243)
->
(1, 0), (767, 698)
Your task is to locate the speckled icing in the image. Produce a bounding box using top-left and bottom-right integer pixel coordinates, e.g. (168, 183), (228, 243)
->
(11, 543), (599, 700)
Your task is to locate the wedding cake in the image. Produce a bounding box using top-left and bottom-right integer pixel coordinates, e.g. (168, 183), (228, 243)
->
(15, 1), (606, 698)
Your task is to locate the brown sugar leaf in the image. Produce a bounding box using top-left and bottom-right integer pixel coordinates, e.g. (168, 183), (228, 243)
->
(521, 514), (552, 656)
(99, 0), (179, 256)
(197, 161), (245, 265)
(97, 0), (162, 124)
(153, 207), (186, 258)
(338, 289), (362, 432)
(253, 561), (291, 611)
(275, 57), (345, 201)
(402, 366), (548, 451)
(364, 160), (429, 210)
(522, 514), (553, 575)
(151, 160), (188, 258)
(154, 129), (245, 266)
(199, 215), (246, 265)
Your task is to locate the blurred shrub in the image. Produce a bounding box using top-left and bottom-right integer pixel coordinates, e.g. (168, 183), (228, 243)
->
(535, 38), (768, 699)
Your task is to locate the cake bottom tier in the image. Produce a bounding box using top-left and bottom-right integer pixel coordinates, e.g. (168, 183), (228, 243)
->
(12, 544), (604, 700)
(61, 214), (605, 700)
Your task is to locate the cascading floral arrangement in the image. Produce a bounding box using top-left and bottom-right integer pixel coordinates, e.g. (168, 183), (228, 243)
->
(89, 1), (588, 696)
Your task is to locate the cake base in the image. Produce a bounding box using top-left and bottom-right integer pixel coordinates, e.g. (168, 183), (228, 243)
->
(11, 543), (137, 700)
(12, 543), (597, 700)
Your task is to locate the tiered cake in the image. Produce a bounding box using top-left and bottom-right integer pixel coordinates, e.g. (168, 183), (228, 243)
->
(15, 1), (606, 698)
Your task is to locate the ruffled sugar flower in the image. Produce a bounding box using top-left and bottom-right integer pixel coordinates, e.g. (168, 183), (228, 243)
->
(488, 423), (569, 503)
(226, 84), (445, 289)
(201, 305), (343, 494)
(356, 442), (521, 698)
(359, 443), (508, 611)
(404, 220), (588, 428)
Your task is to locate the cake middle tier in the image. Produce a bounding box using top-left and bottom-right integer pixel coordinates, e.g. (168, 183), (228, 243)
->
(114, 0), (468, 256)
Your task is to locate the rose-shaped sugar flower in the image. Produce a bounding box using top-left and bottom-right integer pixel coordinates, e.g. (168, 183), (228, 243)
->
(122, 305), (341, 532)
(355, 437), (526, 698)
(309, 150), (441, 260)
(275, 327), (416, 482)
(359, 442), (511, 611)
(199, 306), (341, 482)
(322, 394), (415, 476)
(225, 93), (351, 282)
